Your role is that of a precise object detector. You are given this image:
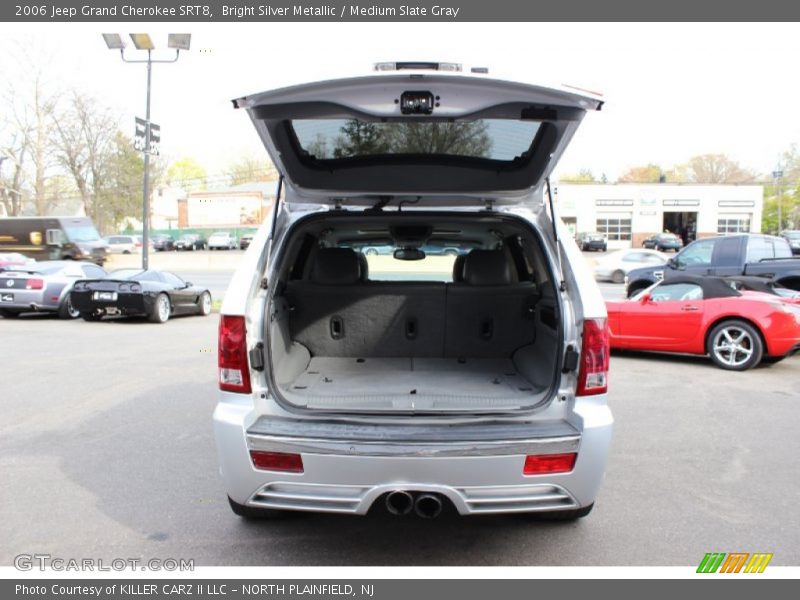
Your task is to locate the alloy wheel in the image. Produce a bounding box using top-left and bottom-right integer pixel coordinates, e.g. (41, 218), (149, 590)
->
(712, 326), (755, 368)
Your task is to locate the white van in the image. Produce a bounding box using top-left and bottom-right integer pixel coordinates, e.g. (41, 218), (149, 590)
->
(213, 64), (613, 520)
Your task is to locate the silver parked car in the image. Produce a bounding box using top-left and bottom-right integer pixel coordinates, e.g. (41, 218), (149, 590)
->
(208, 232), (237, 250)
(0, 260), (107, 319)
(213, 64), (613, 521)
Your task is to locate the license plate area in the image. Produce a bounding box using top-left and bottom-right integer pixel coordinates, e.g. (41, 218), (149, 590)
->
(93, 291), (118, 301)
(0, 293), (13, 302)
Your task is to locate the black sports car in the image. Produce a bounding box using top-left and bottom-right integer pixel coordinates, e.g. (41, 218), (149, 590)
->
(70, 269), (212, 323)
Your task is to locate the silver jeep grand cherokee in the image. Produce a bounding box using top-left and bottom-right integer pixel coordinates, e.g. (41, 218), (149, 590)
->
(213, 63), (613, 520)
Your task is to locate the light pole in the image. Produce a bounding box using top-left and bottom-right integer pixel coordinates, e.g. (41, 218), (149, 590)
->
(102, 33), (191, 270)
(772, 168), (783, 234)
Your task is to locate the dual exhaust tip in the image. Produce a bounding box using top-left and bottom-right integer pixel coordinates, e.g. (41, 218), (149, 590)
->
(385, 490), (443, 519)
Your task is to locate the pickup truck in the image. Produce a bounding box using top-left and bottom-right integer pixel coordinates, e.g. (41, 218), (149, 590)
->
(625, 233), (800, 297)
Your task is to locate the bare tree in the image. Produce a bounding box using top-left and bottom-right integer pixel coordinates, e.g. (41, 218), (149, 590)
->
(52, 91), (118, 222)
(223, 155), (278, 185)
(5, 72), (59, 215)
(0, 131), (29, 216)
(682, 153), (757, 184)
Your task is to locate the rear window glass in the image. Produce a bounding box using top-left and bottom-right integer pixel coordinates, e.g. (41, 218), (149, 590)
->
(291, 119), (541, 161)
(343, 244), (472, 282)
(746, 237), (790, 262)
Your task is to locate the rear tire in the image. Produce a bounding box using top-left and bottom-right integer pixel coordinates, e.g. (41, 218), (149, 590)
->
(611, 270), (625, 284)
(149, 293), (171, 324)
(0, 308), (21, 318)
(706, 320), (763, 371)
(57, 295), (80, 319)
(228, 496), (293, 520)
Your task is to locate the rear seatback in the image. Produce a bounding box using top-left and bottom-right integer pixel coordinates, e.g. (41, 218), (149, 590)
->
(286, 248), (446, 357)
(285, 247), (538, 359)
(444, 249), (539, 357)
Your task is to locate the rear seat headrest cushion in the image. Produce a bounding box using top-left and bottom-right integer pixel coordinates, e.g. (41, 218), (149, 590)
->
(311, 248), (362, 284)
(462, 249), (513, 286)
(452, 254), (467, 283)
(357, 252), (369, 281)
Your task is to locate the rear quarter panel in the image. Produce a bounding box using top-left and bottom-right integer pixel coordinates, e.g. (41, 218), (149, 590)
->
(702, 298), (794, 356)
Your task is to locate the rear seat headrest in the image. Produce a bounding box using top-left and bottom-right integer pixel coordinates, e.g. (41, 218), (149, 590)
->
(452, 254), (467, 283)
(357, 252), (369, 281)
(462, 249), (514, 286)
(311, 248), (362, 284)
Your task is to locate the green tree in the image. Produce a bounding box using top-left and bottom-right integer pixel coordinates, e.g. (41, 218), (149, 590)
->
(166, 156), (206, 190)
(94, 132), (146, 232)
(333, 120), (389, 158)
(559, 169), (596, 183)
(384, 121), (490, 156)
(329, 119), (491, 158)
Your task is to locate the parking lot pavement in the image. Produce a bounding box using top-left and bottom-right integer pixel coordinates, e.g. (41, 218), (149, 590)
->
(1, 316), (798, 566)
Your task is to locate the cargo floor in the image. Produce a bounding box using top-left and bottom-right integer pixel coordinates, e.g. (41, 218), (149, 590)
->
(280, 356), (545, 411)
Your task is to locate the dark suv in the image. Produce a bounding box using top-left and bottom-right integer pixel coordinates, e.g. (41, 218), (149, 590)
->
(781, 231), (800, 255)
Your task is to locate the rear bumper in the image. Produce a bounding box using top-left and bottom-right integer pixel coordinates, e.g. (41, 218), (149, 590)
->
(71, 291), (153, 316)
(213, 396), (613, 515)
(0, 290), (54, 312)
(784, 342), (800, 357)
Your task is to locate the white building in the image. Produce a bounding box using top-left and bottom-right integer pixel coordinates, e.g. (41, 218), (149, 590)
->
(555, 183), (763, 249)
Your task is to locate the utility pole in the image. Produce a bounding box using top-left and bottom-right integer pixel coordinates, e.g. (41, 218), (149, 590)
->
(773, 168), (783, 234)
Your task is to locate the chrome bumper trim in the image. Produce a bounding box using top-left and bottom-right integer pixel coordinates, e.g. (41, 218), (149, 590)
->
(246, 433), (581, 458)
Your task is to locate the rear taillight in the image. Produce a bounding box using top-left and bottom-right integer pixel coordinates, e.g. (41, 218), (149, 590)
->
(523, 453), (577, 475)
(576, 318), (609, 396)
(249, 451), (304, 473)
(26, 278), (44, 290)
(218, 315), (251, 393)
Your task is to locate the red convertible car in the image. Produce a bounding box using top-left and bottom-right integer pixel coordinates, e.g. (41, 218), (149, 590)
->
(606, 275), (800, 370)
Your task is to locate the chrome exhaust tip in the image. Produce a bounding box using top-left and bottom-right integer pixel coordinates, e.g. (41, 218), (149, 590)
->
(385, 490), (414, 516)
(414, 493), (443, 519)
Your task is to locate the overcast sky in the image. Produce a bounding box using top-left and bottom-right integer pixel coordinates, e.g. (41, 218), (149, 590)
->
(1, 22), (799, 183)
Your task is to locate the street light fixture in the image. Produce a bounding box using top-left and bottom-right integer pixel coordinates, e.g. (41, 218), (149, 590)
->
(129, 33), (156, 51)
(102, 33), (191, 270)
(168, 34), (192, 51)
(101, 34), (126, 50)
